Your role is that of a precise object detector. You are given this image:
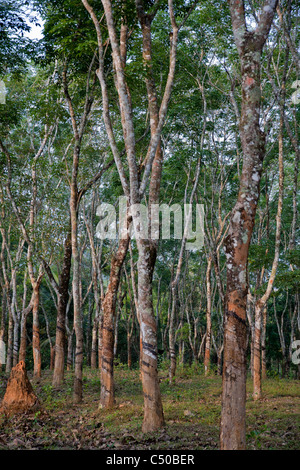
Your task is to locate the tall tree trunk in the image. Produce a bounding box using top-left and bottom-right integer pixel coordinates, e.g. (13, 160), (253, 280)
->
(221, 0), (278, 450)
(63, 65), (89, 403)
(0, 286), (6, 371)
(168, 284), (177, 384)
(53, 229), (72, 387)
(91, 315), (98, 369)
(84, 198), (103, 370)
(125, 270), (135, 370)
(62, 52), (96, 402)
(137, 5), (167, 416)
(180, 341), (185, 365)
(32, 284), (42, 378)
(127, 327), (132, 369)
(204, 257), (212, 376)
(137, 239), (164, 432)
(71, 192), (83, 403)
(253, 302), (262, 399)
(98, 314), (103, 370)
(12, 319), (19, 367)
(247, 295), (255, 377)
(82, 0), (179, 432)
(49, 346), (54, 370)
(217, 347), (223, 376)
(100, 236), (129, 408)
(66, 330), (73, 371)
(261, 306), (267, 380)
(5, 308), (13, 373)
(113, 305), (120, 359)
(42, 303), (55, 371)
(19, 300), (33, 363)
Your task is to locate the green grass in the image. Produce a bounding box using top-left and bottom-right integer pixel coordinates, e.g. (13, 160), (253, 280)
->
(0, 365), (299, 450)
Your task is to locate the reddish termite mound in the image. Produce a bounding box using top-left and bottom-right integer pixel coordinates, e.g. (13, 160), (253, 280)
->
(0, 361), (39, 416)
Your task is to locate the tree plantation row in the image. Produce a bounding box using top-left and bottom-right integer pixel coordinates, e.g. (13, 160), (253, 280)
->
(0, 0), (299, 450)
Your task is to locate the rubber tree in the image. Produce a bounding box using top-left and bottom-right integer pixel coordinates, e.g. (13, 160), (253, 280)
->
(220, 0), (278, 450)
(81, 0), (195, 430)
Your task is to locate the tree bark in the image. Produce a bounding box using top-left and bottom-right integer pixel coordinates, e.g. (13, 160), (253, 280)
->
(19, 298), (33, 363)
(6, 309), (13, 373)
(70, 185), (83, 403)
(66, 329), (73, 371)
(52, 229), (72, 387)
(91, 314), (99, 369)
(62, 60), (95, 402)
(32, 284), (41, 378)
(12, 319), (19, 367)
(137, 239), (164, 432)
(100, 236), (129, 408)
(204, 257), (212, 376)
(82, 0), (180, 431)
(261, 306), (267, 380)
(221, 0), (278, 450)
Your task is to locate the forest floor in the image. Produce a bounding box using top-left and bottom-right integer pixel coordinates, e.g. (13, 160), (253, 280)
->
(0, 364), (299, 450)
